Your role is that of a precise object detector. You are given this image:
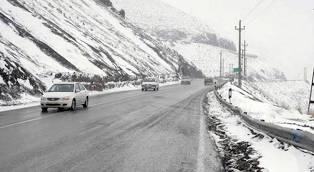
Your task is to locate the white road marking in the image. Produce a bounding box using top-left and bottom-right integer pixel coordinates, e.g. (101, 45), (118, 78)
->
(197, 93), (206, 172)
(0, 116), (44, 129)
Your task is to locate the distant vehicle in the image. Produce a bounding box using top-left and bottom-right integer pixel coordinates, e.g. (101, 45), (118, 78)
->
(181, 76), (192, 85)
(142, 77), (159, 91)
(41, 82), (89, 112)
(204, 77), (214, 85)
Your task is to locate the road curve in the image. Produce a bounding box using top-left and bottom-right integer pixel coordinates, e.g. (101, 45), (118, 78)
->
(0, 79), (222, 172)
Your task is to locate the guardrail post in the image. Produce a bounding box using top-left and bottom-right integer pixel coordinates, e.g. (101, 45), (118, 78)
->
(308, 68), (314, 116)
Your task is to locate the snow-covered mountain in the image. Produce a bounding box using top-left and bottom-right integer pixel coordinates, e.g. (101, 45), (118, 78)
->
(0, 0), (202, 103)
(112, 0), (236, 51)
(112, 0), (286, 81)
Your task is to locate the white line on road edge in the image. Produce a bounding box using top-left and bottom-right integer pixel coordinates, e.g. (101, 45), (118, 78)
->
(197, 93), (206, 172)
(0, 116), (44, 129)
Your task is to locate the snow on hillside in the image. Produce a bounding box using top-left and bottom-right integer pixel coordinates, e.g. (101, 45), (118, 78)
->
(218, 82), (314, 134)
(112, 0), (212, 35)
(0, 0), (174, 76)
(250, 81), (312, 114)
(112, 0), (236, 51)
(112, 0), (286, 81)
(173, 42), (286, 81)
(0, 0), (202, 104)
(172, 43), (236, 76)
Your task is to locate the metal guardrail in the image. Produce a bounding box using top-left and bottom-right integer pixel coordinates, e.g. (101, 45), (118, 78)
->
(214, 90), (314, 153)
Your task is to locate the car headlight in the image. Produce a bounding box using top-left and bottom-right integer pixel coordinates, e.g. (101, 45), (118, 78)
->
(41, 97), (47, 101)
(62, 97), (71, 100)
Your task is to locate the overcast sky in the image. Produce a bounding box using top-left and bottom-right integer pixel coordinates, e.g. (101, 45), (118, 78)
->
(161, 0), (314, 80)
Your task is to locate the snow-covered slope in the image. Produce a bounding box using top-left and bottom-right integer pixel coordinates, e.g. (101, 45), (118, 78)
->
(112, 0), (211, 35)
(0, 0), (202, 103)
(218, 82), (314, 134)
(173, 43), (286, 81)
(250, 81), (311, 114)
(112, 0), (286, 81)
(0, 0), (176, 76)
(112, 0), (236, 51)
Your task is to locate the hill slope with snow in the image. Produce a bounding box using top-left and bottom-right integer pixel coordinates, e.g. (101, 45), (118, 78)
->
(112, 0), (236, 51)
(0, 0), (202, 103)
(112, 0), (286, 81)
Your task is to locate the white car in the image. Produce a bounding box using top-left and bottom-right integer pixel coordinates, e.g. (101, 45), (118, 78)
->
(41, 82), (89, 112)
(141, 78), (159, 91)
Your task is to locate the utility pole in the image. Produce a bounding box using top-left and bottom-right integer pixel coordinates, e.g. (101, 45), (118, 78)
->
(242, 40), (248, 78)
(235, 20), (245, 88)
(308, 68), (314, 115)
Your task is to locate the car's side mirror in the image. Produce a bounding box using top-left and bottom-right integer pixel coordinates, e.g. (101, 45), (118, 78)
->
(75, 89), (80, 93)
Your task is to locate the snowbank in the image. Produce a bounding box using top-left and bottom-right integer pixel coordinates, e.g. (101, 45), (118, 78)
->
(250, 81), (311, 114)
(206, 92), (314, 172)
(218, 82), (314, 134)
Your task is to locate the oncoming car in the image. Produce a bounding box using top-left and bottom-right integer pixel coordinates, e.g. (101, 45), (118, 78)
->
(141, 77), (159, 91)
(41, 82), (89, 112)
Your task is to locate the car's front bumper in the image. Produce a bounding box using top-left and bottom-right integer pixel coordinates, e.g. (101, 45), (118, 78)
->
(41, 99), (72, 108)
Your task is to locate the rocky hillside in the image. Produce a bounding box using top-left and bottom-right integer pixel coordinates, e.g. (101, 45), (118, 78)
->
(0, 0), (203, 103)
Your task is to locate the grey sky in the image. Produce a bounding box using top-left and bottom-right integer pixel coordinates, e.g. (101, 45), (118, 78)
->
(161, 0), (314, 80)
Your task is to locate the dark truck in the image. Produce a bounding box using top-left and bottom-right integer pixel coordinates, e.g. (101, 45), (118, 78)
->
(204, 77), (214, 85)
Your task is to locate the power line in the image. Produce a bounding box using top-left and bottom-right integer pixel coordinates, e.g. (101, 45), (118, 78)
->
(242, 40), (248, 78)
(242, 0), (265, 21)
(246, 0), (276, 25)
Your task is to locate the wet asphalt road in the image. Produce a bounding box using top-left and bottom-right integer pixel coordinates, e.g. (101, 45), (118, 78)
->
(0, 79), (222, 172)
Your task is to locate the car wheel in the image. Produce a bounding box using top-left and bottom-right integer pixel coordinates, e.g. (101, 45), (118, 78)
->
(83, 97), (88, 108)
(41, 107), (48, 112)
(142, 88), (144, 91)
(157, 87), (159, 91)
(153, 88), (156, 91)
(70, 99), (76, 111)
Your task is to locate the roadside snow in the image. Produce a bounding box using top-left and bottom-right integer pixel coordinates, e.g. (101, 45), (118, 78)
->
(0, 81), (179, 112)
(218, 82), (314, 134)
(0, 93), (40, 112)
(250, 81), (311, 114)
(206, 92), (314, 172)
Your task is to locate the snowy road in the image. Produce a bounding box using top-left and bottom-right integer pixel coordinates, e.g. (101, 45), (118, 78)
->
(0, 79), (222, 172)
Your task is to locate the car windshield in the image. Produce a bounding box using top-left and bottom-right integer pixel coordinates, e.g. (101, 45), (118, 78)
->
(48, 84), (74, 92)
(143, 78), (156, 82)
